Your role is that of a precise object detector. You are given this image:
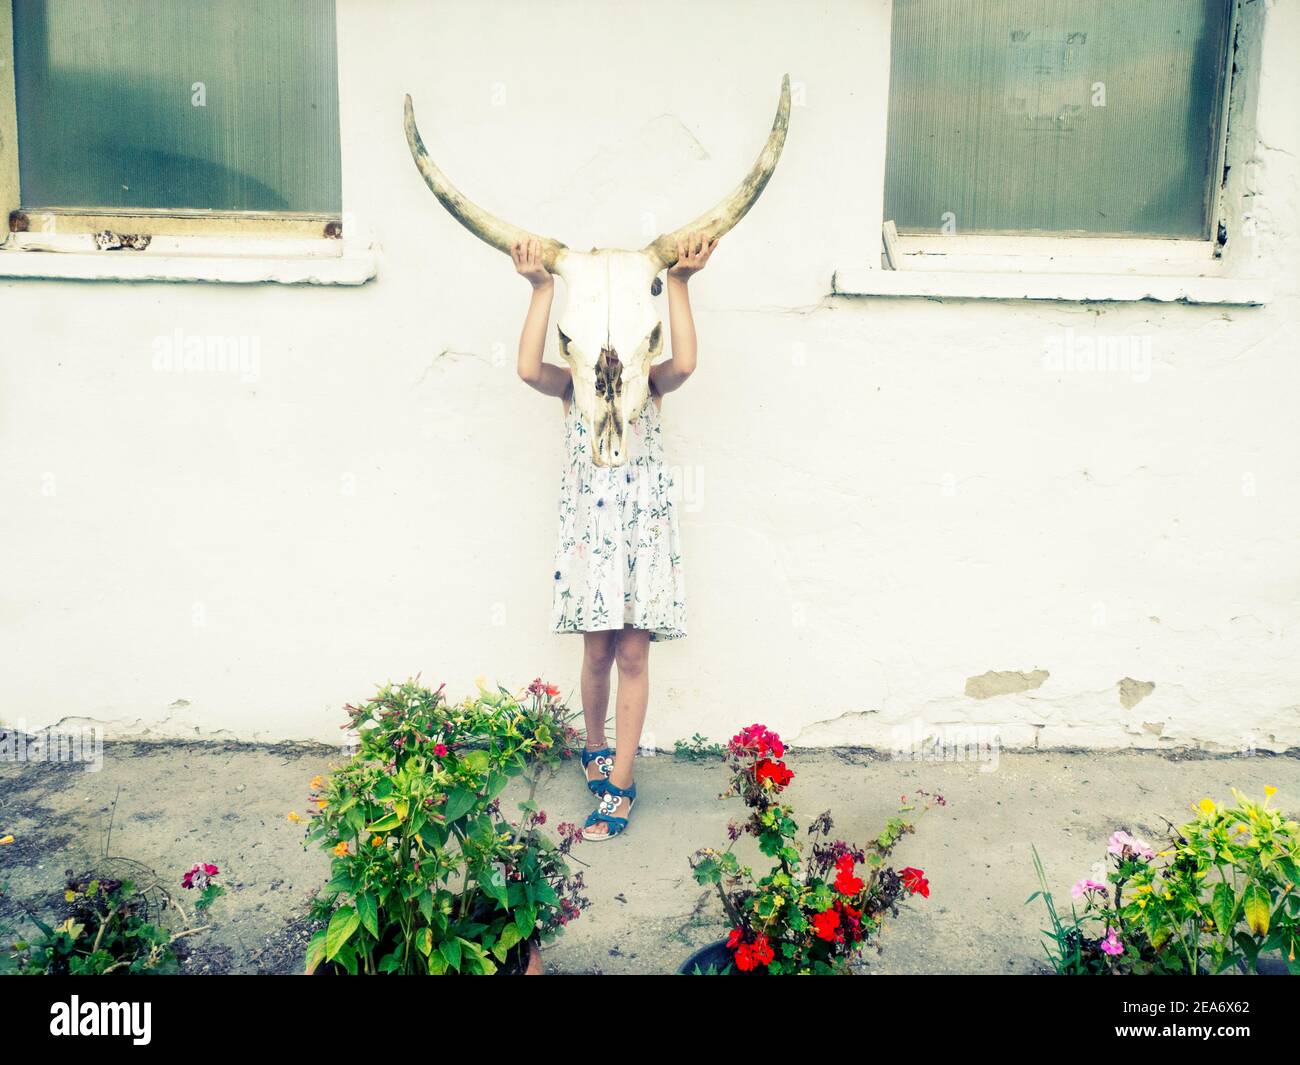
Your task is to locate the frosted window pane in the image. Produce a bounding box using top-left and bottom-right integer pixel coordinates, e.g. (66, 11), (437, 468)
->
(14, 0), (341, 213)
(884, 0), (1231, 237)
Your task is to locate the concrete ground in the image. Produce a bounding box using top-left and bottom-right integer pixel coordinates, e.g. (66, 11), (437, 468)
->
(2, 741), (1297, 974)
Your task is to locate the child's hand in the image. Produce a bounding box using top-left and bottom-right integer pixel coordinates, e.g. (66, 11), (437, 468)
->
(667, 231), (718, 281)
(512, 236), (552, 288)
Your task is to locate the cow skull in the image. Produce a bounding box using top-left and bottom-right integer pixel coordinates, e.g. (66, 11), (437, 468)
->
(404, 76), (790, 467)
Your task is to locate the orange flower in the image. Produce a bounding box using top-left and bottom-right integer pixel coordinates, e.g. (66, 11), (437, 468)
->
(332, 841), (349, 857)
(310, 775), (324, 791)
(370, 835), (384, 847)
(287, 811), (302, 824)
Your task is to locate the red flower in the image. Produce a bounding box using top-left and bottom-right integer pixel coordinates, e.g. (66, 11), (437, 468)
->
(729, 723), (785, 760)
(181, 862), (219, 890)
(749, 933), (774, 967)
(811, 907), (841, 942)
(901, 866), (930, 898)
(726, 927), (743, 949)
(731, 931), (775, 972)
(545, 683), (560, 698)
(755, 758), (794, 788)
(434, 743), (448, 757)
(839, 901), (864, 942)
(833, 855), (864, 896)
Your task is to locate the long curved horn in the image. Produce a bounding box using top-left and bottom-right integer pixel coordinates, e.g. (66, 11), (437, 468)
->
(404, 94), (567, 270)
(644, 75), (791, 270)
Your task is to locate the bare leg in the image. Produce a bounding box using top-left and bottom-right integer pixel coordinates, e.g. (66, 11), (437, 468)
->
(580, 630), (616, 751)
(584, 626), (650, 839)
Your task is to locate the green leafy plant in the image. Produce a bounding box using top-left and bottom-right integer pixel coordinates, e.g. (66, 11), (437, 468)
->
(691, 724), (942, 974)
(304, 677), (589, 975)
(14, 865), (223, 975)
(674, 733), (725, 762)
(1028, 786), (1300, 975)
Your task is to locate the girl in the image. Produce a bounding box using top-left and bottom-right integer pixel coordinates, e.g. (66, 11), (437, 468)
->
(511, 231), (717, 841)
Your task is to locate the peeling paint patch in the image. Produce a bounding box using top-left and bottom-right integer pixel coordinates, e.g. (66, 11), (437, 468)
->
(964, 669), (1049, 699)
(93, 230), (151, 251)
(1119, 678), (1156, 710)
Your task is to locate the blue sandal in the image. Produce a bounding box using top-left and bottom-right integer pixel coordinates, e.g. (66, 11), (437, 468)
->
(583, 781), (636, 841)
(580, 746), (615, 794)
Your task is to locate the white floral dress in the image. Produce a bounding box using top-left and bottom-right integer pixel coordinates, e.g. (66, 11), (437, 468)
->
(551, 393), (686, 641)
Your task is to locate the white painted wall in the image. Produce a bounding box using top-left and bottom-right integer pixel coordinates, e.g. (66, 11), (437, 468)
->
(3, 0), (1298, 751)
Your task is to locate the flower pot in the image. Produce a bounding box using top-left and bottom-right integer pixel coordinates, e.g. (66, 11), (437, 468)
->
(679, 939), (742, 975)
(1239, 953), (1291, 976)
(306, 938), (542, 975)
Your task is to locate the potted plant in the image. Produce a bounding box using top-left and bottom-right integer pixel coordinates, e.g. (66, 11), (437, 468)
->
(687, 723), (941, 974)
(303, 677), (589, 975)
(1028, 786), (1299, 975)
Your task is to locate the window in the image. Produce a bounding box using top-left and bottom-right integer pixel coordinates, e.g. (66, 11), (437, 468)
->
(883, 0), (1233, 239)
(1, 0), (346, 262)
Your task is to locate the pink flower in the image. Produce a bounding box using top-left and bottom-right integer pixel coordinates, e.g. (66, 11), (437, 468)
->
(181, 862), (219, 890)
(1107, 830), (1155, 861)
(1099, 927), (1124, 956)
(434, 743), (448, 757)
(1071, 878), (1108, 899)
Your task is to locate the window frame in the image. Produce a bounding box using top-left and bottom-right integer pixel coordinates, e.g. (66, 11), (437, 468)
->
(0, 0), (371, 285)
(835, 0), (1270, 306)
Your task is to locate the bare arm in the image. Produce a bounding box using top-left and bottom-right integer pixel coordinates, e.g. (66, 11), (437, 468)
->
(512, 237), (571, 398)
(651, 232), (717, 396)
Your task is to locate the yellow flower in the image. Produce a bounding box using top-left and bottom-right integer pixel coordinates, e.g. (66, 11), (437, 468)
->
(313, 796), (328, 807)
(371, 835), (384, 847)
(64, 889), (77, 902)
(287, 811), (302, 824)
(1199, 798), (1216, 815)
(1265, 785), (1278, 799)
(332, 841), (349, 857)
(474, 675), (488, 691)
(0, 834), (13, 845)
(1234, 823), (1248, 834)
(310, 775), (324, 791)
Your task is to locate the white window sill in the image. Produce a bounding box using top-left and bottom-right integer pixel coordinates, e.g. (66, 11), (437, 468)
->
(831, 268), (1271, 306)
(0, 237), (378, 286)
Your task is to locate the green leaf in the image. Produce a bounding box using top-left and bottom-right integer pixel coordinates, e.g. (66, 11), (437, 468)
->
(365, 813), (401, 833)
(439, 938), (462, 971)
(356, 892), (379, 938)
(306, 928), (328, 973)
(325, 906), (361, 961)
(327, 870), (355, 894)
(416, 927), (433, 957)
(479, 867), (508, 907)
(1243, 883), (1271, 936)
(496, 923), (522, 956)
(1210, 881), (1236, 934)
(443, 788), (478, 822)
(514, 906), (537, 937)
